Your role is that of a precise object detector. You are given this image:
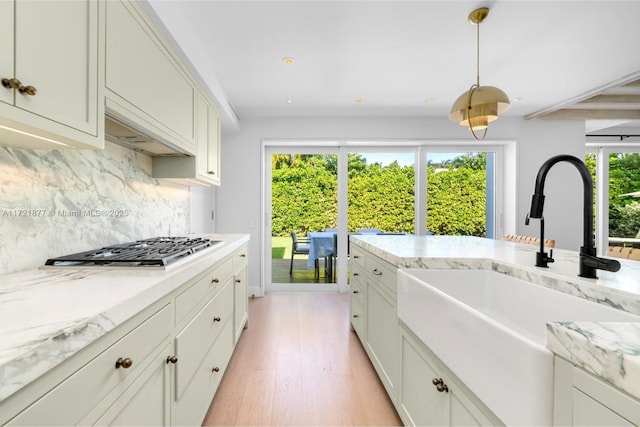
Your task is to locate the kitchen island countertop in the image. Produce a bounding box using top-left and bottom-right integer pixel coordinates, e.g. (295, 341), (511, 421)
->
(350, 234), (640, 400)
(0, 233), (249, 403)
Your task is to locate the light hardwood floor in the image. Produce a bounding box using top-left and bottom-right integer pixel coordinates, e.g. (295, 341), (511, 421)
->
(203, 293), (403, 426)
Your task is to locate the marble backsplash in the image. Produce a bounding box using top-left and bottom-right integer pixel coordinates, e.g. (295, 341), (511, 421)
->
(0, 141), (190, 275)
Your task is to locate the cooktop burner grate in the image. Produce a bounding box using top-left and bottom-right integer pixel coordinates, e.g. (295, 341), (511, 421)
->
(45, 237), (221, 267)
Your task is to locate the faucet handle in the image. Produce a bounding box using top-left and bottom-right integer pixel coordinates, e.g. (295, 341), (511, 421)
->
(548, 249), (555, 263)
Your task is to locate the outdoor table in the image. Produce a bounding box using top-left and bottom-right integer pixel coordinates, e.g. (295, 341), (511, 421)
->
(307, 231), (336, 271)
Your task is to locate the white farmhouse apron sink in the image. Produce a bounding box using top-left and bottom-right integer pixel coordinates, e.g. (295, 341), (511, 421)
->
(397, 268), (640, 426)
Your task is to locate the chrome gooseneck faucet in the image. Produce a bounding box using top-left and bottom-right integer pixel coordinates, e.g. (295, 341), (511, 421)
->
(526, 154), (621, 279)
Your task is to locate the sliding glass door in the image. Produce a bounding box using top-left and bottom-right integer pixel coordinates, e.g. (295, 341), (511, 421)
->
(263, 142), (504, 294)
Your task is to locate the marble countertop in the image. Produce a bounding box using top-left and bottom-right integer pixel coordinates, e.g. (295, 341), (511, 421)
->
(351, 235), (640, 399)
(0, 233), (249, 402)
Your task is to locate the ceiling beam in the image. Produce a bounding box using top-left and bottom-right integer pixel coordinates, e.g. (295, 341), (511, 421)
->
(533, 109), (640, 120)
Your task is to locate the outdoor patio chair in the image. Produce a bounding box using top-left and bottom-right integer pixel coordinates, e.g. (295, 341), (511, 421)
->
(290, 231), (317, 275)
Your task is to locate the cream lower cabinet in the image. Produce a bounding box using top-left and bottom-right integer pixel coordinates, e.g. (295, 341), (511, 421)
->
(3, 245), (249, 427)
(350, 244), (501, 427)
(350, 245), (398, 402)
(93, 343), (172, 426)
(398, 323), (501, 427)
(0, 0), (102, 149)
(553, 356), (640, 426)
(232, 246), (249, 343)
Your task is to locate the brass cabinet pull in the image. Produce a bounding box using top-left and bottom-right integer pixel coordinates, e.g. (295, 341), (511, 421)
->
(207, 171), (215, 175)
(240, 254), (246, 258)
(372, 268), (382, 276)
(213, 316), (221, 322)
(235, 279), (241, 283)
(211, 278), (219, 284)
(1, 78), (21, 89)
(353, 272), (359, 276)
(115, 357), (133, 369)
(166, 355), (178, 364)
(432, 378), (448, 393)
(352, 314), (359, 318)
(353, 290), (359, 294)
(353, 255), (359, 259)
(18, 85), (37, 96)
(212, 367), (220, 373)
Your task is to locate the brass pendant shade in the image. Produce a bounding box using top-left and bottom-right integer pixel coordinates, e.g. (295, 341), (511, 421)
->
(449, 7), (510, 140)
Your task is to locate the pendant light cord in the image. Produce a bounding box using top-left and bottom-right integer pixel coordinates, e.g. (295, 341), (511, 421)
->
(476, 19), (480, 87)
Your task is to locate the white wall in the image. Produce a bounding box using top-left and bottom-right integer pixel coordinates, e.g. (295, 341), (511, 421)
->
(216, 116), (585, 295)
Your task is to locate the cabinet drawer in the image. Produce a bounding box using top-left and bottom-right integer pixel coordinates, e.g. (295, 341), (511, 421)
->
(7, 305), (171, 426)
(351, 246), (366, 268)
(364, 253), (397, 298)
(174, 316), (235, 427)
(232, 246), (248, 271)
(174, 279), (234, 399)
(175, 256), (233, 325)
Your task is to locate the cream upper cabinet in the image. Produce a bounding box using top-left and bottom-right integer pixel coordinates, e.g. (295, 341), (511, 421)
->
(0, 0), (103, 149)
(152, 91), (222, 186)
(105, 0), (196, 155)
(0, 1), (14, 106)
(196, 94), (221, 185)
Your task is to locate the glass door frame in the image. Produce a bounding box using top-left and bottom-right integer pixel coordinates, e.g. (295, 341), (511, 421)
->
(586, 141), (640, 255)
(262, 140), (507, 295)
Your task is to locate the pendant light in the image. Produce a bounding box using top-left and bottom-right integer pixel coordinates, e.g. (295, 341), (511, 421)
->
(449, 7), (510, 141)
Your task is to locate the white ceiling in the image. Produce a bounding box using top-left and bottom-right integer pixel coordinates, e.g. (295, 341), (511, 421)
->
(146, 0), (640, 135)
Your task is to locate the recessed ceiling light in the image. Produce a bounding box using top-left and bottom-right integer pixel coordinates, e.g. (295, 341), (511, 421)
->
(287, 99), (293, 104)
(512, 97), (523, 103)
(424, 98), (434, 103)
(355, 98), (363, 103)
(282, 57), (295, 65)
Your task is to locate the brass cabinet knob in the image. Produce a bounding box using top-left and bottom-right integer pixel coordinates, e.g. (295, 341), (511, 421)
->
(353, 255), (359, 259)
(166, 355), (178, 364)
(432, 378), (448, 393)
(240, 254), (246, 257)
(212, 367), (220, 373)
(353, 290), (359, 294)
(211, 278), (219, 284)
(207, 171), (215, 175)
(213, 316), (221, 322)
(18, 85), (37, 96)
(372, 268), (382, 276)
(353, 272), (359, 276)
(115, 357), (133, 369)
(352, 314), (359, 318)
(1, 78), (21, 89)
(235, 279), (241, 283)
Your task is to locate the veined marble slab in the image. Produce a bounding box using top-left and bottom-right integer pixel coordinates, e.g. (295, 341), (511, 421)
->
(546, 322), (640, 399)
(351, 234), (640, 400)
(352, 234), (640, 316)
(0, 234), (249, 403)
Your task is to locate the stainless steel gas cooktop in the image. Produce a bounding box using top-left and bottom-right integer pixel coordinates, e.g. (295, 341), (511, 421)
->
(45, 236), (221, 268)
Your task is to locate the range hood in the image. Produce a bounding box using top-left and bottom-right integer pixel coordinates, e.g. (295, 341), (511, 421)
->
(104, 115), (189, 157)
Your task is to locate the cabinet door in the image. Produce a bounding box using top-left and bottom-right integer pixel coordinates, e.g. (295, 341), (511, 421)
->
(399, 330), (448, 426)
(0, 1), (13, 106)
(366, 281), (398, 400)
(234, 264), (248, 343)
(15, 0), (98, 135)
(195, 94), (220, 184)
(572, 389), (633, 426)
(94, 344), (171, 426)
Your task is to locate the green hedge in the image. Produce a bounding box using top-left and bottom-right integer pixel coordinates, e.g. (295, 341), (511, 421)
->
(271, 153), (487, 237)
